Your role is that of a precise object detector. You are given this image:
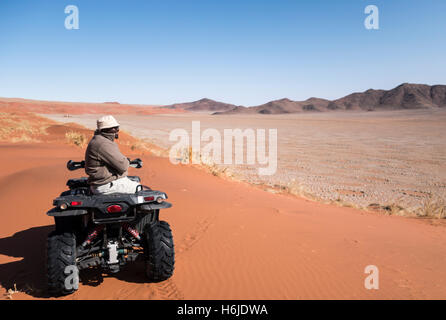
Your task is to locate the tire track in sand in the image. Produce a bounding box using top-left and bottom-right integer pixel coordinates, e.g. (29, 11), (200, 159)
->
(152, 278), (184, 300)
(176, 219), (213, 256)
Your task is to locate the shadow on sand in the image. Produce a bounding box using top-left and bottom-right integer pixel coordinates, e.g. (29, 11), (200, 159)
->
(0, 225), (151, 298)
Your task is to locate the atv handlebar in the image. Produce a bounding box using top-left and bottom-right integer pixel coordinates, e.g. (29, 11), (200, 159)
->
(129, 158), (143, 168)
(67, 160), (85, 171)
(67, 158), (143, 171)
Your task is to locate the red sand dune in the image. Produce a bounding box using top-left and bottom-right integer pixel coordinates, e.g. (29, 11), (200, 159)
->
(0, 118), (446, 300)
(0, 97), (185, 115)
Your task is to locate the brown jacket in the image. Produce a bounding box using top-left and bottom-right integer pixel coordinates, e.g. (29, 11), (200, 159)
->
(85, 131), (129, 186)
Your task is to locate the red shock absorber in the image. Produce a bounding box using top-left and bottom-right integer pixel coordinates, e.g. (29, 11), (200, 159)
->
(82, 225), (104, 247)
(122, 223), (141, 241)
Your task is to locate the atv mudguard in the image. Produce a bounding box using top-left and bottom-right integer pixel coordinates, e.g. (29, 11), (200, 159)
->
(47, 207), (88, 217)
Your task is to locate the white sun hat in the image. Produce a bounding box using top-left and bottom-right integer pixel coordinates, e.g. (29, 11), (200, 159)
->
(97, 115), (120, 130)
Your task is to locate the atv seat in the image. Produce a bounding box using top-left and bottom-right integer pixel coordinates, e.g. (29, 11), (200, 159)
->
(67, 176), (141, 190)
(67, 177), (89, 189)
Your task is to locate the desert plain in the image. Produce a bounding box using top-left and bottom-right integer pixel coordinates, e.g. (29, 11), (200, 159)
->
(0, 99), (446, 299)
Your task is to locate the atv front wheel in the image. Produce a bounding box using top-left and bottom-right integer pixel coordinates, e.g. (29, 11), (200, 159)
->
(47, 231), (78, 296)
(143, 220), (175, 282)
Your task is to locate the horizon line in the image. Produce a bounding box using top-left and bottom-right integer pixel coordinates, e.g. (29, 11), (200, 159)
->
(0, 82), (444, 108)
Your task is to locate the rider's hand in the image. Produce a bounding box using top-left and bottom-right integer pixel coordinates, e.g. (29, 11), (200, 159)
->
(134, 158), (143, 168)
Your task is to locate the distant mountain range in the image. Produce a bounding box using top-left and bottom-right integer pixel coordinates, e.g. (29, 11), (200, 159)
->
(162, 98), (239, 112)
(162, 83), (446, 115)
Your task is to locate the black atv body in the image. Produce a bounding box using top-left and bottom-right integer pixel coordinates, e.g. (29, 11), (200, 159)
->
(46, 159), (175, 296)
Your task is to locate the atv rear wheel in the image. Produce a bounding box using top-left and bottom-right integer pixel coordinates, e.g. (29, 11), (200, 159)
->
(47, 231), (78, 296)
(143, 220), (175, 282)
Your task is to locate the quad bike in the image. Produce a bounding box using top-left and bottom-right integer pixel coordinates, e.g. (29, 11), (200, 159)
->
(46, 159), (174, 296)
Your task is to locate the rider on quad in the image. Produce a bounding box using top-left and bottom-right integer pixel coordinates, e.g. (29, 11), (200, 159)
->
(46, 115), (174, 297)
(85, 115), (140, 195)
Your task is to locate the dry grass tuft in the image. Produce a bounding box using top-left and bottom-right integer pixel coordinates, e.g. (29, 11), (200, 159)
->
(382, 203), (405, 216)
(119, 131), (166, 157)
(279, 179), (318, 201)
(0, 112), (49, 143)
(364, 196), (412, 217)
(365, 195), (446, 219)
(207, 164), (229, 177)
(171, 149), (236, 179)
(416, 195), (446, 219)
(125, 140), (165, 157)
(333, 197), (359, 209)
(10, 134), (41, 143)
(65, 131), (87, 147)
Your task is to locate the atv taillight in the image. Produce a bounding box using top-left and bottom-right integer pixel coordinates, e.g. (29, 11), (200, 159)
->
(144, 196), (154, 202)
(107, 205), (122, 213)
(71, 201), (82, 206)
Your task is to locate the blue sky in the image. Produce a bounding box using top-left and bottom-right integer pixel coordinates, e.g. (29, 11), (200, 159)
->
(0, 0), (445, 106)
